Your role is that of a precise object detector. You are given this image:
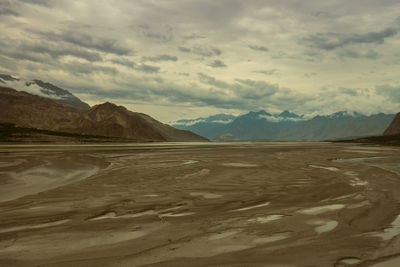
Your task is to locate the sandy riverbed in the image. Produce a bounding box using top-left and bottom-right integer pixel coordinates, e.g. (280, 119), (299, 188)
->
(0, 142), (399, 267)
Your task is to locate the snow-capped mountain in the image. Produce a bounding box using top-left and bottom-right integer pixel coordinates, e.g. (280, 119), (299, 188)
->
(173, 110), (395, 141)
(0, 74), (90, 109)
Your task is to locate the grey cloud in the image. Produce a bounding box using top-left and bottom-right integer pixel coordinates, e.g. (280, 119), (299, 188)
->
(254, 69), (277, 75)
(183, 33), (206, 40)
(0, 7), (19, 16)
(178, 46), (221, 57)
(138, 24), (174, 42)
(249, 45), (268, 52)
(178, 46), (191, 53)
(136, 64), (160, 73)
(19, 0), (50, 7)
(306, 28), (398, 50)
(208, 60), (227, 68)
(111, 58), (135, 68)
(339, 88), (369, 96)
(38, 30), (133, 56)
(19, 42), (103, 62)
(375, 85), (400, 102)
(142, 54), (178, 62)
(198, 73), (229, 88)
(63, 62), (118, 76)
(337, 49), (380, 59)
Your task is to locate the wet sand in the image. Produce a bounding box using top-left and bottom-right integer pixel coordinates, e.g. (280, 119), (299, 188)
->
(0, 142), (400, 266)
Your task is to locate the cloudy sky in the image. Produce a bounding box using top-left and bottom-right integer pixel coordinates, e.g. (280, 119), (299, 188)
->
(1, 0), (400, 122)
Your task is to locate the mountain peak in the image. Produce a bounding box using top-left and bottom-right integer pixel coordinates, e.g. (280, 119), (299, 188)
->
(278, 110), (302, 118)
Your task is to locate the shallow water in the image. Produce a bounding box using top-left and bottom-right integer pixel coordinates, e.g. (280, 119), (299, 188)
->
(373, 215), (400, 240)
(307, 219), (338, 233)
(248, 215), (285, 224)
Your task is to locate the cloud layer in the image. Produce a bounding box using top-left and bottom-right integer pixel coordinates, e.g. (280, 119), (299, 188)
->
(0, 0), (399, 122)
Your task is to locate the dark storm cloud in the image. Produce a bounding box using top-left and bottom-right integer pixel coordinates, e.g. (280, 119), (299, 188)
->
(248, 45), (269, 52)
(142, 54), (178, 62)
(306, 28), (398, 50)
(208, 60), (227, 68)
(138, 24), (174, 42)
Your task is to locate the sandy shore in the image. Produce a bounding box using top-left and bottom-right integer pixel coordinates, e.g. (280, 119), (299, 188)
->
(0, 142), (399, 266)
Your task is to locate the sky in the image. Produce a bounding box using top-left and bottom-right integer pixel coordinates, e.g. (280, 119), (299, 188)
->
(0, 0), (400, 123)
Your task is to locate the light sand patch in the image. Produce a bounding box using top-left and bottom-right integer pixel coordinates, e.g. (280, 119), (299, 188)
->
(0, 219), (70, 233)
(343, 150), (382, 154)
(222, 163), (259, 167)
(248, 215), (285, 224)
(309, 165), (339, 171)
(348, 200), (371, 209)
(299, 204), (345, 215)
(307, 219), (338, 233)
(335, 257), (362, 266)
(182, 160), (199, 165)
(213, 245), (252, 254)
(190, 192), (222, 199)
(231, 202), (270, 212)
(253, 232), (291, 244)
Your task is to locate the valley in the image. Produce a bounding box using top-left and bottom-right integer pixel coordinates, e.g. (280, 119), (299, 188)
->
(1, 142), (400, 266)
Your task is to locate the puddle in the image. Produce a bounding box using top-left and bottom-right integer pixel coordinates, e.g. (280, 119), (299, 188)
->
(253, 232), (291, 244)
(208, 230), (241, 241)
(144, 194), (159, 197)
(335, 257), (362, 266)
(309, 165), (339, 172)
(222, 163), (259, 167)
(248, 215), (285, 224)
(231, 202), (270, 212)
(343, 150), (382, 154)
(190, 192), (222, 199)
(307, 219), (338, 233)
(299, 204), (345, 215)
(0, 219), (70, 233)
(372, 214), (400, 241)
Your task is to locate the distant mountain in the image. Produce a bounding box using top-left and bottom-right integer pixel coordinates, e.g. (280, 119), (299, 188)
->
(173, 110), (395, 141)
(0, 73), (90, 109)
(0, 87), (207, 142)
(384, 113), (400, 136)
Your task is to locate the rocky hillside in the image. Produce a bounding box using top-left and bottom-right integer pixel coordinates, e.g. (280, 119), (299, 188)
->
(384, 113), (400, 136)
(0, 87), (207, 142)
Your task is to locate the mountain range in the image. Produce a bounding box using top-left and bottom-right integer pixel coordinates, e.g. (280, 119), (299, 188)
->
(0, 74), (207, 142)
(173, 110), (396, 141)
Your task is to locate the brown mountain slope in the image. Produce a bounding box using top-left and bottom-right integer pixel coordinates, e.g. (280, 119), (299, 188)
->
(0, 87), (208, 142)
(384, 113), (400, 136)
